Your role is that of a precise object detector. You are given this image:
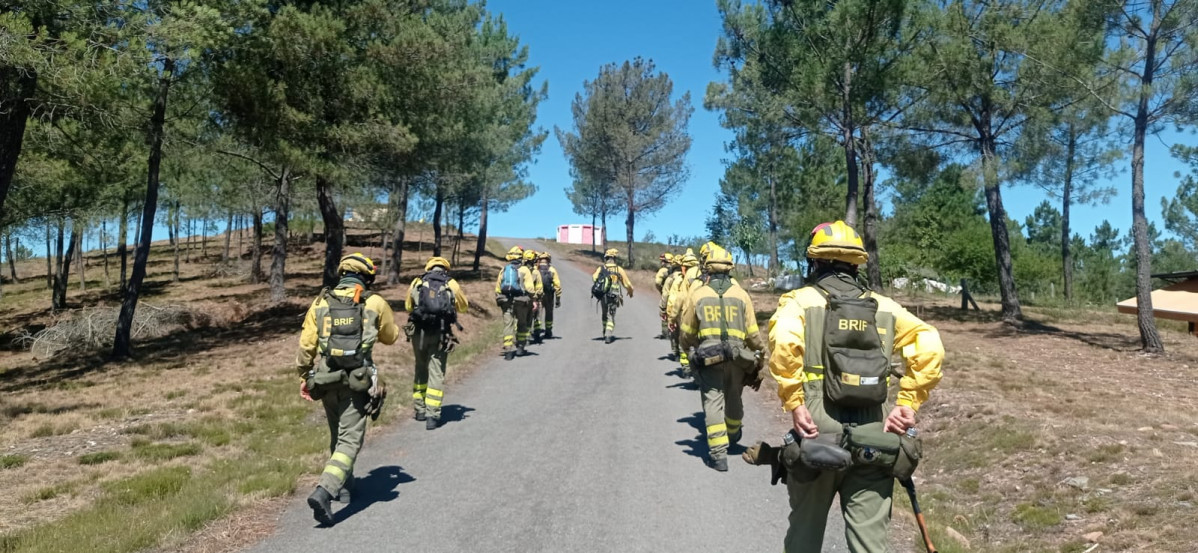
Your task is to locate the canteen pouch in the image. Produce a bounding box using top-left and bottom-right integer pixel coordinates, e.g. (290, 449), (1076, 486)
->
(800, 433), (853, 471)
(307, 365), (344, 400)
(843, 422), (922, 479)
(346, 365), (374, 393)
(780, 434), (820, 483)
(733, 344), (758, 372)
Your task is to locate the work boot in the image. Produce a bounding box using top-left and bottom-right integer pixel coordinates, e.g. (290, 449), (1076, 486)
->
(504, 351), (515, 361)
(307, 486), (334, 526)
(336, 487), (351, 504)
(708, 455), (729, 472)
(544, 330), (553, 339)
(426, 416), (439, 431)
(605, 335), (614, 344)
(532, 329), (543, 344)
(414, 410), (426, 422)
(516, 344), (526, 356)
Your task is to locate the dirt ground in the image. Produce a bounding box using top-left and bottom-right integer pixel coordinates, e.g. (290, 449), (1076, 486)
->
(0, 225), (506, 549)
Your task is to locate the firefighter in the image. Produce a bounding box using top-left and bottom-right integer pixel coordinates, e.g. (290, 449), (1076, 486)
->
(495, 246), (537, 360)
(405, 256), (469, 430)
(296, 253), (399, 525)
(679, 246), (766, 471)
(523, 249), (544, 343)
(659, 253), (683, 351)
(592, 248), (633, 343)
(654, 252), (674, 339)
(666, 249), (700, 372)
(533, 251), (562, 340)
(768, 221), (944, 552)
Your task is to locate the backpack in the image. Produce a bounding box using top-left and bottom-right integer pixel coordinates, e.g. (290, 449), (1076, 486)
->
(320, 289), (369, 371)
(500, 262), (524, 295)
(539, 264), (555, 296)
(817, 284), (890, 407)
(591, 265), (615, 300)
(411, 271), (455, 330)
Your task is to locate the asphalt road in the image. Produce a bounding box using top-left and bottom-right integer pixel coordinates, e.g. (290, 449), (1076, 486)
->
(244, 245), (848, 553)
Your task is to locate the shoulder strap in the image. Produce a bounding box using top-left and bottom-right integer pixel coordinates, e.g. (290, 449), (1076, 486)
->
(709, 276), (731, 343)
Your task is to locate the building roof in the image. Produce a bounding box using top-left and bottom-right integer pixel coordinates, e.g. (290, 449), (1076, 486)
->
(1116, 273), (1198, 323)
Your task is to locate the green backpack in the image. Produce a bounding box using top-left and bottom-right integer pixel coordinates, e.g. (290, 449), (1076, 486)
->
(817, 285), (890, 407)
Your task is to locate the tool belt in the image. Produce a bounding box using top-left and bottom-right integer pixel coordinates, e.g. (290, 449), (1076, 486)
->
(779, 423), (923, 482)
(306, 363), (375, 399)
(691, 342), (758, 370)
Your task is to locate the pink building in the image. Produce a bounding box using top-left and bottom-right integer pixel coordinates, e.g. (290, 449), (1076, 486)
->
(557, 224), (605, 247)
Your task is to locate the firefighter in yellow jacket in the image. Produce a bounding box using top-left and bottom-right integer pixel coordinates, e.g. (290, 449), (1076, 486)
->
(679, 246), (765, 471)
(405, 256), (469, 430)
(768, 221), (944, 553)
(592, 248), (633, 343)
(495, 246), (538, 360)
(654, 253), (674, 339)
(533, 251), (562, 341)
(296, 253), (400, 525)
(665, 250), (699, 370)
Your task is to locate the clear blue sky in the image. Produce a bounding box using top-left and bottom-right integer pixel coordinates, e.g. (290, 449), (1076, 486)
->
(485, 0), (1185, 245)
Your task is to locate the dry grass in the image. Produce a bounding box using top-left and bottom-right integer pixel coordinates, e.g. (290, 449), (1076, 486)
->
(0, 224), (506, 551)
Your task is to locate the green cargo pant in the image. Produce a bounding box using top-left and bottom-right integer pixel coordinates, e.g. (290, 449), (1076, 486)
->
(318, 384), (370, 496)
(533, 300), (554, 333)
(601, 295), (620, 338)
(412, 329), (447, 419)
(784, 381), (892, 553)
(498, 295), (532, 351)
(694, 360), (745, 459)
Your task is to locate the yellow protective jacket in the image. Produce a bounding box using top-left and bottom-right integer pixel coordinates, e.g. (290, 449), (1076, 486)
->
(767, 276), (944, 412)
(654, 267), (670, 293)
(494, 261), (538, 298)
(536, 262), (562, 299)
(665, 266), (701, 323)
(592, 262), (633, 296)
(526, 262), (544, 298)
(404, 270), (470, 314)
(296, 285), (401, 376)
(678, 276), (766, 354)
(659, 268), (681, 312)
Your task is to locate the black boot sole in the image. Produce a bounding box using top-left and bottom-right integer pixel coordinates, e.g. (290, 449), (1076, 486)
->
(308, 496), (334, 526)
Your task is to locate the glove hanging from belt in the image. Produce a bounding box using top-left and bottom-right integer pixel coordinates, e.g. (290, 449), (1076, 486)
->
(366, 377), (387, 421)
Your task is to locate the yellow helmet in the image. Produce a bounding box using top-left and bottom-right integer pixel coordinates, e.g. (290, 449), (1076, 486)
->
(807, 221), (867, 265)
(604, 248), (619, 259)
(425, 256), (450, 272)
(672, 253), (684, 267)
(506, 246), (524, 261)
(699, 241), (718, 261)
(523, 249), (538, 262)
(680, 250), (699, 267)
(660, 252), (673, 263)
(538, 251), (551, 261)
(338, 253), (376, 283)
(704, 245), (734, 273)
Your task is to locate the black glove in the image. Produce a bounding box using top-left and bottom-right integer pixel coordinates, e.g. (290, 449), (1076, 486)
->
(555, 296), (561, 308)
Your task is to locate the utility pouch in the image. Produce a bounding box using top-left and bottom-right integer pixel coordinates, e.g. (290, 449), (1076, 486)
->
(692, 343), (732, 369)
(800, 433), (853, 471)
(308, 366), (344, 400)
(843, 422), (922, 479)
(345, 365), (374, 393)
(732, 344), (758, 371)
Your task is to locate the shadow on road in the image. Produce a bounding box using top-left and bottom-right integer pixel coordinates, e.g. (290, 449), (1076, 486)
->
(666, 380), (697, 391)
(589, 336), (629, 342)
(439, 404), (475, 425)
(330, 465), (415, 526)
(674, 412), (708, 461)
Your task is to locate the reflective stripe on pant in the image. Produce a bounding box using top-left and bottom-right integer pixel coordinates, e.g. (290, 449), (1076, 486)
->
(601, 296), (618, 338)
(785, 379), (891, 553)
(694, 360), (744, 458)
(414, 329), (448, 418)
(318, 384), (369, 495)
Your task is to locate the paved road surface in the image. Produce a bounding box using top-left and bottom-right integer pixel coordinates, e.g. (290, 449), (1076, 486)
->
(244, 244), (847, 553)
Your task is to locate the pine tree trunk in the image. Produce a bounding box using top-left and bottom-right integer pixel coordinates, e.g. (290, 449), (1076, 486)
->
(6, 233), (17, 282)
(222, 211), (232, 262)
(473, 187), (488, 273)
(53, 221), (79, 309)
(251, 208), (264, 283)
(1130, 18), (1164, 352)
(118, 196), (129, 295)
(980, 132), (1022, 324)
(389, 178), (410, 284)
(134, 203), (142, 251)
(101, 221), (109, 288)
(432, 185), (444, 257)
(44, 222), (52, 289)
(53, 218), (64, 305)
(316, 176), (344, 289)
(841, 61), (859, 228)
(591, 212), (597, 253)
(114, 58), (173, 359)
(0, 67), (36, 222)
(76, 226), (85, 293)
(861, 134), (882, 290)
(768, 169), (779, 277)
(454, 202), (465, 267)
(269, 170), (290, 302)
(200, 217), (207, 259)
(172, 204), (181, 283)
(625, 206), (635, 269)
(237, 213), (244, 260)
(1062, 124), (1075, 301)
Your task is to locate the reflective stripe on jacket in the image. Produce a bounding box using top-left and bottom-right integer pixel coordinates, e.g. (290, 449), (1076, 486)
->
(678, 278), (765, 354)
(297, 286), (400, 374)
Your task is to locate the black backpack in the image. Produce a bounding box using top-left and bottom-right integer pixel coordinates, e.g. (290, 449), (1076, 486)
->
(321, 289), (369, 371)
(539, 264), (555, 296)
(592, 265), (614, 300)
(817, 284), (890, 407)
(411, 271), (456, 330)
